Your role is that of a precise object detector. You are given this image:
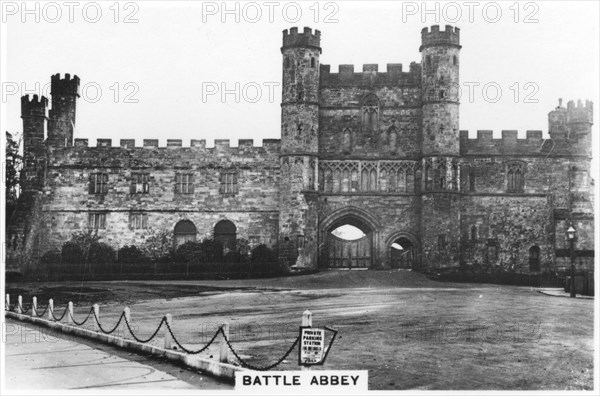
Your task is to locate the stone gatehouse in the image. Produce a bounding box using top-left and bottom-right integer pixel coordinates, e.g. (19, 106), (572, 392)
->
(6, 25), (594, 274)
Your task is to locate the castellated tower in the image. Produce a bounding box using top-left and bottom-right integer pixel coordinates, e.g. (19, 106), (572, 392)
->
(419, 25), (462, 268)
(47, 73), (80, 148)
(21, 94), (48, 191)
(278, 27), (321, 269)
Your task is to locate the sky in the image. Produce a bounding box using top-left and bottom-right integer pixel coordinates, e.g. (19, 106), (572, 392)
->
(1, 0), (598, 156)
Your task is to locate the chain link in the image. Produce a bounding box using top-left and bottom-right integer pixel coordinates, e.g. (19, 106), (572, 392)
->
(222, 329), (300, 371)
(93, 310), (125, 335)
(34, 305), (49, 317)
(18, 303), (32, 314)
(124, 315), (165, 344)
(164, 321), (222, 355)
(68, 307), (94, 326)
(51, 305), (69, 321)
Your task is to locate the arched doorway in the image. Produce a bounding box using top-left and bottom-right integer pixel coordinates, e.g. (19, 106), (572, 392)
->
(214, 220), (236, 251)
(529, 245), (541, 272)
(390, 237), (415, 269)
(174, 220), (197, 248)
(325, 216), (374, 268)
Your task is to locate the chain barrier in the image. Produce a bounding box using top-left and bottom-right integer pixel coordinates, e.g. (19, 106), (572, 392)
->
(124, 315), (166, 344)
(93, 310), (125, 335)
(7, 296), (304, 371)
(52, 305), (69, 321)
(222, 329), (300, 371)
(35, 305), (49, 318)
(68, 307), (94, 326)
(18, 303), (32, 314)
(164, 321), (223, 355)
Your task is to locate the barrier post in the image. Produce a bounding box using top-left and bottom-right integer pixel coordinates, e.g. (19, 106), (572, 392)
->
(32, 296), (37, 317)
(17, 295), (22, 314)
(67, 302), (73, 324)
(301, 310), (312, 371)
(93, 304), (100, 332)
(5, 294), (9, 311)
(48, 299), (54, 321)
(124, 307), (131, 338)
(220, 323), (229, 363)
(164, 314), (172, 349)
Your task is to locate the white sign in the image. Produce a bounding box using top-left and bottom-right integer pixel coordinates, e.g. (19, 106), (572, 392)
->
(299, 327), (325, 365)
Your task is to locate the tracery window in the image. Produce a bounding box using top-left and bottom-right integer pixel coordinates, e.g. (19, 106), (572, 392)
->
(507, 162), (525, 192)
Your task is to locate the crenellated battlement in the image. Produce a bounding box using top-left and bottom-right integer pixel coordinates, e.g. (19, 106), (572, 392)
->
(282, 27), (321, 51)
(21, 94), (48, 117)
(320, 62), (421, 87)
(70, 138), (281, 153)
(50, 73), (80, 97)
(459, 128), (591, 156)
(420, 25), (460, 51)
(566, 99), (593, 124)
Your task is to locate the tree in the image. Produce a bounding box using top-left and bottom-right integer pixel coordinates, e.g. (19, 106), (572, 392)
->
(70, 229), (101, 274)
(5, 131), (22, 219)
(143, 229), (174, 274)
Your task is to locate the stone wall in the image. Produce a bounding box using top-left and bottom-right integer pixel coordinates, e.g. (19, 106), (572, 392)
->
(34, 141), (281, 256)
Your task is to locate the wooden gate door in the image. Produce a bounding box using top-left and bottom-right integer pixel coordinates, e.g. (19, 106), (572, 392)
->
(327, 234), (372, 268)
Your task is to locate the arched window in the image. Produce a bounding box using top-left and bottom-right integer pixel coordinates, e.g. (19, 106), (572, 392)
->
(388, 171), (396, 192)
(342, 169), (350, 192)
(451, 162), (458, 190)
(387, 126), (397, 151)
(453, 55), (458, 66)
(436, 163), (446, 190)
(529, 246), (541, 272)
(361, 94), (379, 133)
(333, 169), (341, 192)
(426, 55), (432, 69)
(284, 57), (290, 68)
(214, 220), (236, 252)
(325, 169), (333, 192)
(361, 169), (369, 191)
(425, 163), (433, 191)
(174, 220), (197, 248)
(369, 169), (377, 191)
(310, 57), (316, 68)
(342, 128), (352, 153)
(507, 162), (525, 192)
(406, 169), (414, 193)
(470, 225), (477, 241)
(396, 168), (406, 192)
(380, 169), (387, 192)
(351, 169), (359, 192)
(318, 168), (324, 191)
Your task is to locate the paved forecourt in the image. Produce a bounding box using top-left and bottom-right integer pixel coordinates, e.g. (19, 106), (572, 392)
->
(3, 318), (233, 390)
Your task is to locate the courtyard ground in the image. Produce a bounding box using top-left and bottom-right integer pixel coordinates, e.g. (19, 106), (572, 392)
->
(5, 270), (595, 390)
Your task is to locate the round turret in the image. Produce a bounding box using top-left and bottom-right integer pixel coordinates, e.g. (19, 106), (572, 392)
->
(420, 25), (461, 157)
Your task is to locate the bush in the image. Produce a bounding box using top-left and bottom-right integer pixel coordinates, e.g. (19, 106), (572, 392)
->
(87, 242), (115, 271)
(41, 249), (61, 265)
(118, 245), (148, 264)
(199, 238), (223, 262)
(251, 244), (275, 263)
(175, 241), (206, 263)
(61, 242), (83, 265)
(224, 251), (244, 263)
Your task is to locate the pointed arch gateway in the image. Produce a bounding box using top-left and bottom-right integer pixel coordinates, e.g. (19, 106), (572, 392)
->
(319, 206), (381, 268)
(386, 231), (421, 269)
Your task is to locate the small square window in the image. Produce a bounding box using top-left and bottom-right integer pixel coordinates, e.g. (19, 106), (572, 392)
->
(130, 173), (150, 194)
(129, 213), (148, 230)
(175, 173), (194, 194)
(89, 173), (108, 194)
(88, 213), (106, 229)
